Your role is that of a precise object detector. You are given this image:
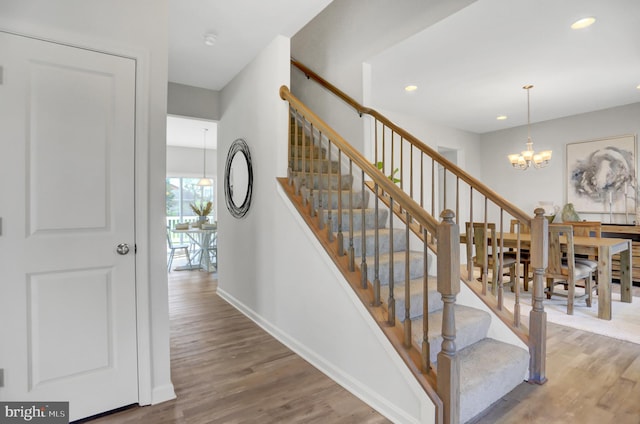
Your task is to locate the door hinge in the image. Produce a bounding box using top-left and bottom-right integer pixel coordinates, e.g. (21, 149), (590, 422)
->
(135, 244), (137, 254)
(0, 368), (4, 387)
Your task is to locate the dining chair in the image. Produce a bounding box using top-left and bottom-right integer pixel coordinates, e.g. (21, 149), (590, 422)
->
(465, 222), (517, 293)
(208, 231), (218, 269)
(569, 221), (601, 287)
(545, 224), (596, 315)
(509, 219), (531, 292)
(167, 227), (192, 272)
(570, 221), (601, 267)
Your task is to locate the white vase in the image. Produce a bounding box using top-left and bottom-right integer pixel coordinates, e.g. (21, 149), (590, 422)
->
(537, 201), (559, 222)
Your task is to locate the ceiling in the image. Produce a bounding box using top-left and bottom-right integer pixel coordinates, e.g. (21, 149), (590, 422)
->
(368, 0), (640, 134)
(168, 0), (333, 91)
(167, 0), (640, 145)
(166, 0), (333, 149)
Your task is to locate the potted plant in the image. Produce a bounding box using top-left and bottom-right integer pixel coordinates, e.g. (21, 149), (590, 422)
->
(375, 161), (401, 184)
(190, 201), (213, 227)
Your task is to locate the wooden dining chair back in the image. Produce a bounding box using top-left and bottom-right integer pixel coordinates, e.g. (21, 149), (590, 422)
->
(569, 221), (600, 284)
(570, 221), (602, 238)
(545, 224), (596, 315)
(465, 222), (517, 293)
(509, 219), (531, 291)
(509, 219), (530, 235)
(167, 227), (192, 272)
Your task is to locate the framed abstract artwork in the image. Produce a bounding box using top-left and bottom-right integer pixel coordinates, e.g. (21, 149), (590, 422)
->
(566, 135), (637, 213)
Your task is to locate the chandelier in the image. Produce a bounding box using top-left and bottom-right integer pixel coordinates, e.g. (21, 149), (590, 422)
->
(507, 85), (552, 170)
(196, 128), (212, 186)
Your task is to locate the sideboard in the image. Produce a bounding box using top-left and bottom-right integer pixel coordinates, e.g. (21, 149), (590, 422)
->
(602, 224), (640, 285)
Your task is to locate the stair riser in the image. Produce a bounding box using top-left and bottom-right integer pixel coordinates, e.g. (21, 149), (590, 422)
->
(302, 188), (369, 210)
(343, 228), (405, 257)
(380, 279), (443, 321)
(459, 340), (530, 423)
(385, 289), (442, 322)
(291, 145), (326, 159)
(412, 305), (492, 365)
(323, 209), (388, 232)
(290, 159), (340, 173)
(289, 125), (315, 144)
(294, 174), (353, 191)
(374, 252), (425, 286)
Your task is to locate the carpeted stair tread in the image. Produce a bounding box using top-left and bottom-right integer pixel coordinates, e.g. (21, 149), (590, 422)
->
(380, 275), (442, 321)
(368, 250), (425, 286)
(301, 187), (369, 210)
(323, 208), (389, 232)
(290, 144), (326, 159)
(342, 228), (406, 257)
(458, 338), (529, 423)
(293, 173), (353, 191)
(290, 159), (340, 173)
(410, 305), (492, 365)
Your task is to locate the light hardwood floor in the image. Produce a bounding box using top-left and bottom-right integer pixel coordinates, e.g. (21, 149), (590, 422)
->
(83, 267), (640, 424)
(81, 269), (389, 424)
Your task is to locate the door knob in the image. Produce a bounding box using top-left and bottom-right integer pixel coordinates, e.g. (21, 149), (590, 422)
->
(116, 243), (130, 255)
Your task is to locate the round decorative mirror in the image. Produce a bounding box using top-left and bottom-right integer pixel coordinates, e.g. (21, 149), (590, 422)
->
(224, 138), (253, 218)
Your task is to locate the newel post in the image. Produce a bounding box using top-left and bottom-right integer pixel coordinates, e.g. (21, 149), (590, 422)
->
(528, 208), (548, 384)
(437, 209), (460, 424)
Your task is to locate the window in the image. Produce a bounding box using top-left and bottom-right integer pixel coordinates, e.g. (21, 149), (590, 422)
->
(166, 177), (215, 230)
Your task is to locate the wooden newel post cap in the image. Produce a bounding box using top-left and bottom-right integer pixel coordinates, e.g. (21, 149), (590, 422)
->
(440, 209), (455, 223)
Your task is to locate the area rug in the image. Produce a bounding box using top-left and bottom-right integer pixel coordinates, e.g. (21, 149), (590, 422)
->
(501, 285), (640, 345)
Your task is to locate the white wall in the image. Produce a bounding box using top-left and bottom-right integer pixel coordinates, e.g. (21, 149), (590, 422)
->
(0, 0), (174, 406)
(480, 102), (640, 222)
(376, 108), (484, 218)
(215, 35), (436, 423)
(166, 146), (218, 178)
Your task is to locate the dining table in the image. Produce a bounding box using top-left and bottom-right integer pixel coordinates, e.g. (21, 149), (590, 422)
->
(172, 227), (217, 272)
(462, 231), (632, 320)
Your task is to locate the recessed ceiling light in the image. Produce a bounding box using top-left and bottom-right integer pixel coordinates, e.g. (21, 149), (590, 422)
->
(571, 17), (596, 30)
(637, 84), (640, 90)
(496, 115), (508, 121)
(204, 33), (217, 46)
(404, 85), (418, 92)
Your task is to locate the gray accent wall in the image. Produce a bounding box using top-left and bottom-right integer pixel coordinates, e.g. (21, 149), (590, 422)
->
(168, 82), (221, 120)
(480, 102), (640, 222)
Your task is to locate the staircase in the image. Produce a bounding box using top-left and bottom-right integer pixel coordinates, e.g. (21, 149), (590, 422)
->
(282, 116), (530, 423)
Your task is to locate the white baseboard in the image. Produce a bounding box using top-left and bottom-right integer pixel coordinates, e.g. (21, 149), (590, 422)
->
(216, 287), (422, 424)
(150, 383), (176, 405)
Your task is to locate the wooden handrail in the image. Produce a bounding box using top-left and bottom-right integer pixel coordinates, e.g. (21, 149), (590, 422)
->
(291, 58), (531, 225)
(280, 85), (440, 235)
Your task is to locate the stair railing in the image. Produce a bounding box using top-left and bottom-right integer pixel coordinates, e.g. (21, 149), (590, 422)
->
(282, 85), (466, 422)
(290, 59), (547, 385)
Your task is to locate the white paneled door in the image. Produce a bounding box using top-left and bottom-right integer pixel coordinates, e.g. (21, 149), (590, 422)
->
(0, 32), (138, 420)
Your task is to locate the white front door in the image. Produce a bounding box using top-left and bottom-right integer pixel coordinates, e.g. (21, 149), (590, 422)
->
(0, 32), (138, 420)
